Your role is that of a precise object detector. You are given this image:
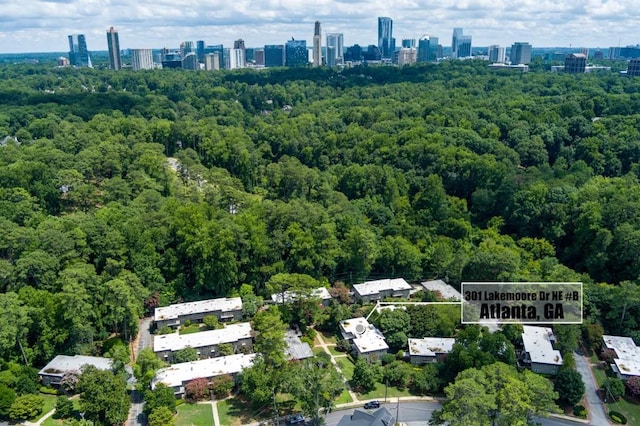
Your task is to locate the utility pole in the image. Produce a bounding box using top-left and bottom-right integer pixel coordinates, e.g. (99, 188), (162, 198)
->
(396, 397), (400, 425)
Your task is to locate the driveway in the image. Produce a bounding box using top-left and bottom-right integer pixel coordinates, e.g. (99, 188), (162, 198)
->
(126, 317), (154, 426)
(574, 351), (610, 425)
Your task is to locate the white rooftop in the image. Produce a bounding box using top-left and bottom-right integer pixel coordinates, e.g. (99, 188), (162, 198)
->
(408, 338), (456, 357)
(270, 287), (332, 304)
(39, 355), (112, 376)
(603, 335), (640, 377)
(421, 280), (462, 301)
(353, 278), (411, 296)
(151, 353), (256, 389)
(522, 326), (563, 366)
(154, 297), (242, 322)
(339, 317), (372, 340)
(153, 322), (252, 353)
(339, 317), (388, 354)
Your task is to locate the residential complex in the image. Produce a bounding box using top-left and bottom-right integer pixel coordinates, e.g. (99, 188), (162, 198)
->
(151, 353), (256, 396)
(67, 34), (90, 67)
(154, 297), (243, 329)
(153, 322), (253, 362)
(352, 278), (411, 302)
(39, 355), (113, 387)
(408, 338), (456, 365)
(602, 335), (640, 380)
(519, 325), (563, 375)
(340, 317), (388, 361)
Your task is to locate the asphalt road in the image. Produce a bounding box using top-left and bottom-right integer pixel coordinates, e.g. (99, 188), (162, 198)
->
(321, 402), (593, 426)
(126, 317), (154, 426)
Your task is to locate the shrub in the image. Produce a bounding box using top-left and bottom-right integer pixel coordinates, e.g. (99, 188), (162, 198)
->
(573, 405), (587, 418)
(211, 374), (235, 399)
(9, 394), (44, 421)
(602, 378), (625, 401)
(625, 376), (640, 398)
(185, 378), (209, 401)
(158, 326), (173, 335)
(609, 410), (627, 424)
(39, 386), (60, 395)
(183, 319), (192, 327)
(380, 353), (395, 365)
(336, 339), (351, 353)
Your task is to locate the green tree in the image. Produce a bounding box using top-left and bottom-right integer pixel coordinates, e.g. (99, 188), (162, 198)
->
(351, 358), (380, 393)
(0, 292), (30, 361)
(134, 347), (166, 390)
(203, 315), (220, 330)
(287, 357), (344, 425)
(0, 384), (17, 419)
(148, 406), (175, 426)
(252, 308), (287, 368)
(53, 396), (74, 419)
(144, 383), (176, 415)
(77, 365), (130, 426)
(602, 377), (625, 401)
(8, 394), (44, 421)
(211, 374), (235, 399)
(435, 374), (495, 426)
(554, 369), (585, 406)
(173, 347), (198, 363)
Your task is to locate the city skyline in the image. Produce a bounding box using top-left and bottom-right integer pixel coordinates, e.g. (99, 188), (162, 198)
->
(0, 1), (639, 54)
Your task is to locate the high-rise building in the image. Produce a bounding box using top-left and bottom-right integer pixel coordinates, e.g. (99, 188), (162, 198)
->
(229, 48), (245, 69)
(313, 21), (322, 66)
(182, 53), (198, 70)
(68, 34), (89, 67)
(106, 27), (121, 70)
(180, 41), (195, 58)
(326, 33), (344, 67)
(205, 52), (220, 71)
(378, 17), (394, 59)
(451, 28), (463, 58)
(627, 58), (640, 77)
(224, 48), (231, 69)
(565, 53), (586, 74)
(196, 40), (206, 63)
(344, 44), (363, 62)
(202, 45), (224, 69)
(488, 45), (506, 63)
(397, 48), (417, 65)
(510, 42), (532, 65)
(417, 35), (439, 62)
(363, 45), (382, 61)
(402, 39), (416, 49)
(264, 45), (284, 67)
(254, 49), (265, 66)
(130, 48), (154, 71)
(285, 40), (308, 67)
(233, 39), (245, 50)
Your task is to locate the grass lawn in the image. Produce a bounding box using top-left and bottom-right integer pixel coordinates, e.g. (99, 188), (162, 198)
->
(313, 347), (327, 357)
(335, 390), (353, 405)
(175, 402), (213, 426)
(319, 330), (338, 345)
(41, 398), (82, 426)
(592, 367), (607, 388)
(358, 383), (413, 400)
(336, 358), (355, 381)
(589, 354), (599, 364)
(33, 394), (59, 421)
(328, 345), (345, 357)
(217, 398), (269, 426)
(606, 397), (640, 426)
(179, 324), (202, 335)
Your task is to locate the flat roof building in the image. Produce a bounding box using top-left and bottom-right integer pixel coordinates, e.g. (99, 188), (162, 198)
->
(408, 338), (456, 365)
(421, 280), (462, 301)
(270, 287), (333, 306)
(153, 322), (253, 362)
(151, 353), (256, 395)
(39, 355), (113, 387)
(520, 326), (563, 375)
(284, 330), (314, 360)
(339, 317), (388, 361)
(352, 278), (411, 302)
(602, 335), (640, 380)
(154, 297), (243, 328)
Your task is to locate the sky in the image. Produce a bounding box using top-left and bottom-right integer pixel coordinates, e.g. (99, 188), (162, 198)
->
(0, 0), (638, 54)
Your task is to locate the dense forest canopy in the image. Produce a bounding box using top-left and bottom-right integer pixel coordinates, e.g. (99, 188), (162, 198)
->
(1, 60), (640, 369)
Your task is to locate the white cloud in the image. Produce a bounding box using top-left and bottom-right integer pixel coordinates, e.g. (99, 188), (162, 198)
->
(0, 0), (638, 53)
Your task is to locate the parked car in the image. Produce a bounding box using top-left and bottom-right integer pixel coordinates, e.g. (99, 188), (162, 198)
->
(364, 400), (380, 409)
(289, 414), (305, 424)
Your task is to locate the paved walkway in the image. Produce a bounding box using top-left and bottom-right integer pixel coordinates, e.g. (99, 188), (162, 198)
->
(315, 333), (359, 403)
(574, 351), (610, 426)
(210, 400), (221, 426)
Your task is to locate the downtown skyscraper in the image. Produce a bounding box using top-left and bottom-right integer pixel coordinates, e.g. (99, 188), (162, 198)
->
(106, 27), (121, 70)
(68, 34), (90, 67)
(326, 33), (344, 67)
(313, 21), (322, 66)
(378, 17), (394, 59)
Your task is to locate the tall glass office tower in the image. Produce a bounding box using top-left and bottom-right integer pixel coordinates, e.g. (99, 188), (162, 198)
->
(68, 34), (89, 67)
(106, 27), (121, 70)
(378, 17), (394, 59)
(313, 21), (322, 66)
